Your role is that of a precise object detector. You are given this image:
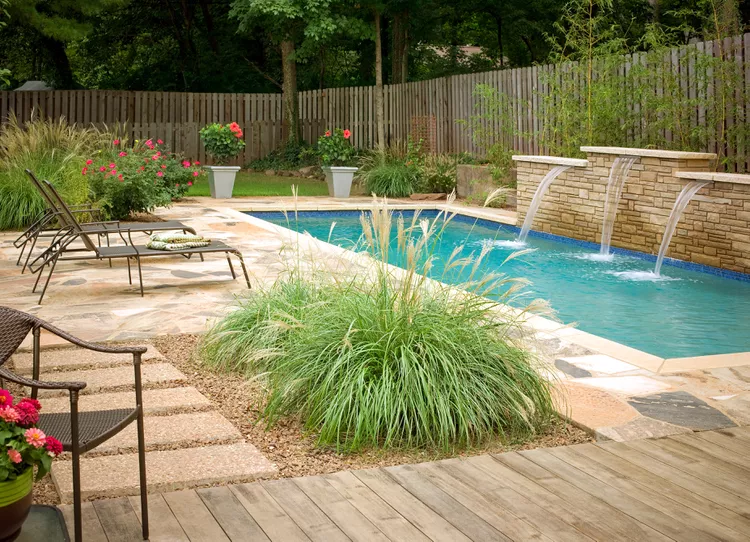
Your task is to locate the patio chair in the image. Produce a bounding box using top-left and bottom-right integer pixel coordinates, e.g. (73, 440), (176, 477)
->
(26, 180), (251, 304)
(15, 170), (199, 273)
(0, 306), (148, 542)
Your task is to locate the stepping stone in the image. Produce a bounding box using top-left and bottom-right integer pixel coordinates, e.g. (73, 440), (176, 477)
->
(37, 364), (186, 398)
(558, 354), (638, 375)
(572, 376), (671, 396)
(595, 417), (692, 441)
(51, 443), (277, 503)
(82, 412), (243, 456)
(42, 387), (212, 416)
(11, 346), (165, 375)
(628, 391), (737, 431)
(554, 359), (592, 378)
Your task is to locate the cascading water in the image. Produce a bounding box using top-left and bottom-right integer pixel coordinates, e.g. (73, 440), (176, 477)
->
(654, 180), (709, 276)
(599, 156), (639, 256)
(517, 165), (571, 243)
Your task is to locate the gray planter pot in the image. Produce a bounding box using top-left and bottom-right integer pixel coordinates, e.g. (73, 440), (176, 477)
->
(205, 166), (241, 198)
(323, 166), (358, 198)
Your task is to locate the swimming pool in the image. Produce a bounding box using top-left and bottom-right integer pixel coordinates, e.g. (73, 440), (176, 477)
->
(248, 210), (750, 359)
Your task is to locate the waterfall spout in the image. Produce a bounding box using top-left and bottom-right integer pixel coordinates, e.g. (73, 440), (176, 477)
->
(600, 156), (639, 255)
(518, 165), (571, 243)
(654, 180), (709, 276)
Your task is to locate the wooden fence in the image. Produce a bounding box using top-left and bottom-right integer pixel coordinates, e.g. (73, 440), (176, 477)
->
(1, 33), (749, 170)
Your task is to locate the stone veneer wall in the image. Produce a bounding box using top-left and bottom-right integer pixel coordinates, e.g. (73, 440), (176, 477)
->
(516, 151), (750, 274)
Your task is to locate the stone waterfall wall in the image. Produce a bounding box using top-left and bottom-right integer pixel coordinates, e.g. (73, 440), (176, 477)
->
(515, 149), (750, 275)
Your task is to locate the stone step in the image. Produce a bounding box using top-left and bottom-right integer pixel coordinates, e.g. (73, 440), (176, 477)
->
(11, 345), (165, 375)
(51, 443), (277, 503)
(73, 411), (243, 457)
(37, 364), (186, 398)
(42, 387), (212, 416)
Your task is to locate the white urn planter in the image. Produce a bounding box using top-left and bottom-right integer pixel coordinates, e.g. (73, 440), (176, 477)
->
(206, 165), (241, 198)
(323, 166), (358, 198)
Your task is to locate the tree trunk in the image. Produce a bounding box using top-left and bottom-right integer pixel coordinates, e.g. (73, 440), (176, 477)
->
(42, 37), (74, 89)
(374, 11), (385, 150)
(281, 40), (300, 145)
(391, 12), (408, 84)
(494, 14), (504, 68)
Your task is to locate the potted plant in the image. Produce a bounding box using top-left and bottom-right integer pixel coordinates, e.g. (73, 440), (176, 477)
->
(0, 390), (63, 541)
(199, 122), (246, 198)
(318, 128), (357, 198)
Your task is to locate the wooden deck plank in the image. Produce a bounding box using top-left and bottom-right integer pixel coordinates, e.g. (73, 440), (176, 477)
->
(197, 486), (270, 542)
(668, 433), (750, 470)
(425, 458), (582, 541)
(129, 493), (189, 542)
(261, 478), (350, 542)
(597, 441), (750, 517)
(583, 442), (750, 535)
(520, 448), (705, 542)
(60, 502), (108, 542)
(551, 445), (743, 541)
(384, 463), (512, 541)
(353, 468), (472, 542)
(162, 490), (231, 542)
(692, 428), (750, 456)
(92, 497), (143, 542)
(324, 471), (430, 542)
(293, 475), (389, 542)
(652, 437), (750, 479)
(625, 439), (750, 500)
(493, 451), (668, 542)
(229, 483), (310, 542)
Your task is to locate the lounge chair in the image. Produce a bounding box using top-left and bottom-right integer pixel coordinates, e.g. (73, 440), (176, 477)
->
(27, 180), (251, 303)
(15, 170), (199, 273)
(0, 306), (149, 542)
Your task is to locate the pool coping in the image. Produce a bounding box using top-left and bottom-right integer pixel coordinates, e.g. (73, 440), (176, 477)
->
(222, 201), (750, 374)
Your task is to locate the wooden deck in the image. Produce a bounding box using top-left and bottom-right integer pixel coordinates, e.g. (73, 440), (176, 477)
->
(59, 427), (750, 541)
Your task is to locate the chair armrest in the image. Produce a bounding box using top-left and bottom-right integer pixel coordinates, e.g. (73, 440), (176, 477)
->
(37, 321), (148, 355)
(0, 367), (87, 392)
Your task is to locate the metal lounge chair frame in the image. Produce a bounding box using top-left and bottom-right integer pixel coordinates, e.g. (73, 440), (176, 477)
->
(15, 170), (200, 273)
(0, 306), (149, 542)
(26, 180), (251, 303)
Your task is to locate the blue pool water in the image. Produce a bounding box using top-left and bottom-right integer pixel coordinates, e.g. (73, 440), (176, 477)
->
(249, 210), (750, 359)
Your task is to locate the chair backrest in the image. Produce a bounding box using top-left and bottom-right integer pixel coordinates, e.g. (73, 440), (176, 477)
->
(40, 180), (99, 252)
(25, 170), (60, 214)
(0, 307), (38, 366)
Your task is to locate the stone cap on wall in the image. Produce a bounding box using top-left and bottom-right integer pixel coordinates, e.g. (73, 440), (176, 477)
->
(676, 171), (750, 185)
(580, 146), (717, 160)
(512, 155), (589, 167)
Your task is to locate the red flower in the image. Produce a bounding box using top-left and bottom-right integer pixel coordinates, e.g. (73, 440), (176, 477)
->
(139, 166), (145, 171)
(15, 401), (40, 427)
(187, 181), (193, 186)
(118, 174), (124, 180)
(152, 155), (159, 161)
(235, 131), (243, 138)
(325, 130), (331, 137)
(85, 159), (93, 165)
(45, 436), (63, 457)
(156, 171), (164, 177)
(113, 139), (120, 145)
(157, 139), (164, 145)
(18, 397), (41, 411)
(99, 166), (107, 172)
(343, 129), (351, 139)
(82, 167), (88, 175)
(0, 389), (12, 406)
(229, 122), (240, 132)
(182, 160), (191, 168)
(192, 171), (199, 177)
(175, 183), (180, 188)
(145, 139), (153, 147)
(156, 151), (161, 157)
(194, 161), (200, 165)
(161, 164), (167, 169)
(109, 163), (116, 169)
(119, 151), (127, 157)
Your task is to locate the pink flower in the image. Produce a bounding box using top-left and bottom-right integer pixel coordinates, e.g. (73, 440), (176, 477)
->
(15, 401), (39, 427)
(118, 174), (124, 181)
(99, 166), (107, 172)
(45, 436), (63, 457)
(81, 167), (88, 175)
(343, 129), (351, 139)
(175, 183), (180, 187)
(109, 163), (116, 169)
(7, 449), (22, 464)
(157, 139), (163, 145)
(156, 151), (161, 157)
(194, 161), (200, 165)
(145, 139), (153, 147)
(152, 155), (159, 161)
(85, 159), (93, 165)
(161, 164), (167, 169)
(24, 428), (46, 448)
(18, 398), (41, 411)
(235, 131), (243, 138)
(192, 171), (199, 177)
(113, 139), (120, 145)
(182, 160), (190, 168)
(0, 406), (20, 423)
(187, 181), (193, 186)
(325, 130), (331, 137)
(229, 122), (240, 132)
(156, 171), (164, 177)
(0, 389), (13, 406)
(119, 151), (127, 157)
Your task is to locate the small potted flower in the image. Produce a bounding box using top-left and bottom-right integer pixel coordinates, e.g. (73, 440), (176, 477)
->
(317, 128), (357, 198)
(0, 390), (63, 540)
(199, 122), (246, 198)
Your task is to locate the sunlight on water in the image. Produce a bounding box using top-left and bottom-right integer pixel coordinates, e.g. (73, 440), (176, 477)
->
(490, 239), (528, 250)
(606, 270), (681, 282)
(573, 253), (615, 262)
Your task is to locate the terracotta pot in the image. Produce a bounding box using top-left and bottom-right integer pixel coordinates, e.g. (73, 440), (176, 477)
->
(0, 468), (33, 542)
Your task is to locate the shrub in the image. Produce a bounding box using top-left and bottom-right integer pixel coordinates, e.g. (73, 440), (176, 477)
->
(357, 147), (420, 198)
(202, 198), (556, 451)
(317, 128), (356, 166)
(0, 113), (105, 230)
(247, 141), (317, 171)
(416, 153), (457, 193)
(86, 138), (204, 219)
(200, 122), (246, 165)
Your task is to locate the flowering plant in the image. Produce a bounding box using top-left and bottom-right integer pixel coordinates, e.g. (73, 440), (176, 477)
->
(317, 128), (356, 166)
(85, 138), (204, 220)
(0, 389), (63, 482)
(199, 122), (246, 165)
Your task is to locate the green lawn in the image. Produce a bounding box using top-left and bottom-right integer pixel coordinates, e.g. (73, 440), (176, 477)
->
(187, 171), (329, 197)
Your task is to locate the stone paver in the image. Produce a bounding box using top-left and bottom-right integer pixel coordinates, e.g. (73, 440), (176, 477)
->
(627, 391), (737, 430)
(37, 363), (186, 397)
(86, 411), (243, 455)
(572, 375), (672, 396)
(595, 417), (693, 441)
(558, 354), (639, 375)
(51, 443), (277, 503)
(41, 387), (212, 415)
(11, 345), (165, 375)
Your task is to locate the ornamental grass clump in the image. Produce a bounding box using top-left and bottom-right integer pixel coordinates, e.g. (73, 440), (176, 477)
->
(202, 196), (555, 451)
